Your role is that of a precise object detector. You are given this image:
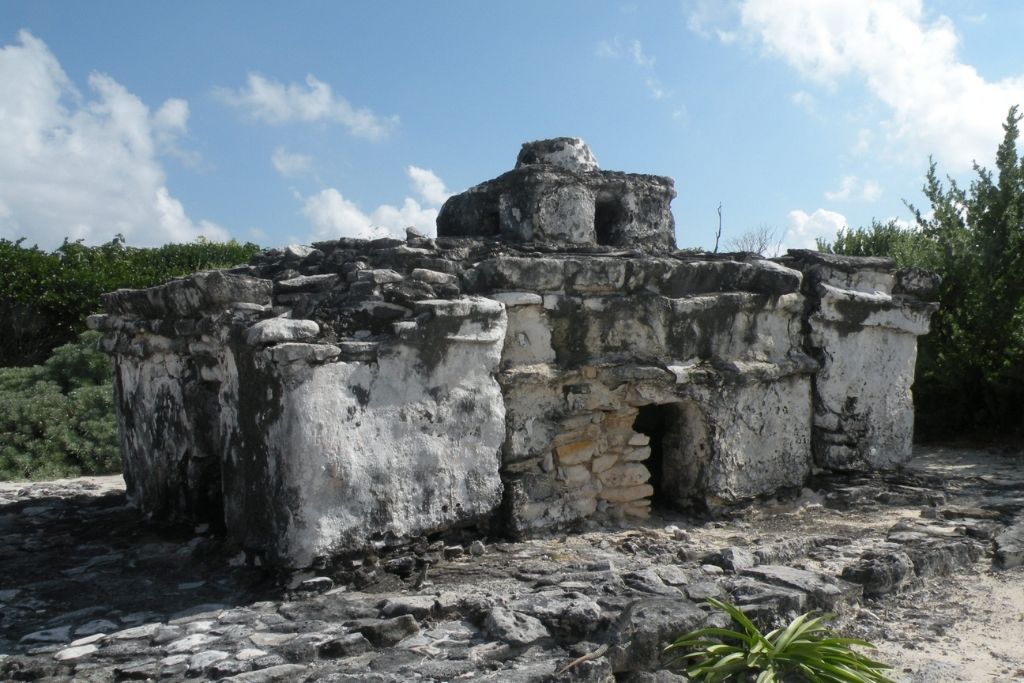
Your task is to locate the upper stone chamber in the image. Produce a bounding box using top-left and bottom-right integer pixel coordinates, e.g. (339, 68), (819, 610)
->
(437, 137), (677, 253)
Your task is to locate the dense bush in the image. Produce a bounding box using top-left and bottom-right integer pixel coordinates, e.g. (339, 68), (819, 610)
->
(820, 106), (1024, 439)
(0, 331), (120, 480)
(0, 236), (260, 367)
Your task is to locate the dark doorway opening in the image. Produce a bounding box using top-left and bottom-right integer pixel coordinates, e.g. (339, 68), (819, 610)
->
(594, 198), (623, 246)
(632, 401), (710, 513)
(632, 404), (674, 510)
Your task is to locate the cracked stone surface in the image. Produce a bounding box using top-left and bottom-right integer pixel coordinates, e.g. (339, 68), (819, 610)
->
(2, 446), (1023, 682)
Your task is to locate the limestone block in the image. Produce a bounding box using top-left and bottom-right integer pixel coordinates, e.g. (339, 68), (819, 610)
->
(267, 343), (341, 365)
(815, 284), (935, 335)
(531, 183), (596, 244)
(478, 257), (565, 291)
(114, 350), (226, 524)
(245, 318), (319, 346)
(628, 433), (650, 446)
(621, 447), (650, 462)
(591, 454), (619, 473)
(410, 268), (458, 286)
(620, 500), (652, 519)
(501, 305), (556, 367)
(654, 379), (814, 508)
(597, 464), (651, 488)
(555, 440), (596, 466)
(598, 484), (654, 503)
(274, 274), (339, 293)
(356, 268), (404, 284)
(559, 413), (598, 431)
(102, 271), (272, 318)
(488, 291), (543, 307)
(559, 465), (592, 486)
(515, 137), (600, 172)
(565, 259), (628, 294)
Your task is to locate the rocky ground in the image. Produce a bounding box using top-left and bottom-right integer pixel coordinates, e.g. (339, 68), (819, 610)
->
(1, 446), (1022, 682)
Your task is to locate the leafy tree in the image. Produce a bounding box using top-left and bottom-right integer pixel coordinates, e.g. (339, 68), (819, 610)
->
(821, 106), (1024, 438)
(0, 236), (260, 367)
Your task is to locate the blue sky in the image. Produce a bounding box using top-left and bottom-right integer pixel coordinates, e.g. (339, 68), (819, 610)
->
(1, 1), (1022, 253)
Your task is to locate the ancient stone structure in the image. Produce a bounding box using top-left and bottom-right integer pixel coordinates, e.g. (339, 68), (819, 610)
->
(89, 138), (939, 568)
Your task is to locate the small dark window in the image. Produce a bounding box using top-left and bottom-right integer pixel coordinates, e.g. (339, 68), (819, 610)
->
(594, 199), (622, 246)
(481, 210), (501, 236)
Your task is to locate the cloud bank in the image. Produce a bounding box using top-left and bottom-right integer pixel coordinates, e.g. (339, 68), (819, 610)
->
(0, 30), (225, 249)
(740, 0), (1024, 171)
(302, 166), (450, 241)
(217, 73), (398, 141)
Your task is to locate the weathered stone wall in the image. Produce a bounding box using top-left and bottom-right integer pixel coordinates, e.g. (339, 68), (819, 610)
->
(783, 251), (939, 470)
(220, 298), (507, 567)
(91, 139), (939, 567)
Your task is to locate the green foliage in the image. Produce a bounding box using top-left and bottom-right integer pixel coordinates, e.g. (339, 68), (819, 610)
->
(665, 598), (894, 683)
(0, 331), (120, 480)
(0, 236), (260, 367)
(816, 220), (939, 270)
(820, 106), (1024, 438)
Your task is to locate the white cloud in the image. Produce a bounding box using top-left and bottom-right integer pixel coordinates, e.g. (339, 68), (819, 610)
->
(407, 166), (450, 206)
(824, 175), (882, 202)
(824, 175), (857, 201)
(716, 29), (738, 44)
(645, 76), (667, 100)
(783, 208), (848, 250)
(300, 166), (450, 241)
(685, 0), (741, 40)
(595, 38), (621, 58)
(216, 73), (397, 141)
(596, 37), (670, 100)
(631, 40), (655, 67)
(271, 147), (313, 177)
(740, 0), (1024, 171)
(861, 179), (882, 202)
(791, 90), (817, 114)
(0, 30), (225, 249)
(853, 127), (873, 155)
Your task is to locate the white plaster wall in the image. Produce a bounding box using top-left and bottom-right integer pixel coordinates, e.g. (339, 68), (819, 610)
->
(115, 349), (191, 517)
(811, 324), (919, 469)
(698, 376), (814, 504)
(251, 305), (508, 566)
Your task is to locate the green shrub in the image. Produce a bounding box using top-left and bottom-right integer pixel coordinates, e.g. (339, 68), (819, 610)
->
(0, 236), (260, 367)
(0, 331), (120, 480)
(665, 598), (893, 683)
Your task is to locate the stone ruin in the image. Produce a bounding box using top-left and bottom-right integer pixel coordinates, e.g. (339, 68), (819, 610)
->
(89, 138), (939, 569)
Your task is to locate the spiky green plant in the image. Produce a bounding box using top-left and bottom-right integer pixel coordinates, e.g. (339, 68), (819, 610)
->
(665, 598), (895, 683)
